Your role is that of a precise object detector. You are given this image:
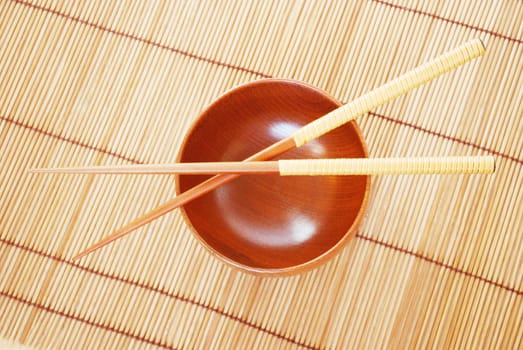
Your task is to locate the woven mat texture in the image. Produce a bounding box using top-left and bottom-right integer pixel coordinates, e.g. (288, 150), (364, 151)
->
(1, 1), (522, 349)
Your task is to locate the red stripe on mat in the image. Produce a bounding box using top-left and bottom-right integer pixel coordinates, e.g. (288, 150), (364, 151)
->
(0, 116), (142, 164)
(0, 238), (320, 350)
(9, 0), (272, 78)
(355, 233), (523, 296)
(11, 0), (523, 81)
(0, 290), (176, 349)
(372, 0), (523, 45)
(370, 112), (523, 165)
(2, 114), (521, 166)
(1, 236), (521, 322)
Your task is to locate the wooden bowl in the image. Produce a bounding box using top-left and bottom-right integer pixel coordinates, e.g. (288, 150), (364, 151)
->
(176, 79), (369, 275)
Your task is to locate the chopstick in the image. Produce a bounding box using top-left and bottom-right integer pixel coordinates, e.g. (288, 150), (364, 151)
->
(71, 39), (486, 260)
(30, 156), (495, 175)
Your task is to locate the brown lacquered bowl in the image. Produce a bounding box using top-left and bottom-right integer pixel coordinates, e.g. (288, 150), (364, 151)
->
(176, 79), (369, 275)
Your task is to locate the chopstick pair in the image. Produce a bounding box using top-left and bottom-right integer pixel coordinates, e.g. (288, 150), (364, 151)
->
(32, 39), (488, 260)
(31, 157), (495, 176)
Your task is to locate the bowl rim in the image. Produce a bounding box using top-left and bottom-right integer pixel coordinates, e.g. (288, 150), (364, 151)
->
(175, 78), (370, 276)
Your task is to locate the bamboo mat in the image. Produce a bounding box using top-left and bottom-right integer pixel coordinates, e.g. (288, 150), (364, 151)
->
(1, 0), (522, 349)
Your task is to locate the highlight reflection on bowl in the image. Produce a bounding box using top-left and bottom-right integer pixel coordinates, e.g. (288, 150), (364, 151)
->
(176, 79), (370, 276)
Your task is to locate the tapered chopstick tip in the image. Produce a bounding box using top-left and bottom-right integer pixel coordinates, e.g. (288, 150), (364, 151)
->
(72, 252), (87, 261)
(28, 168), (55, 173)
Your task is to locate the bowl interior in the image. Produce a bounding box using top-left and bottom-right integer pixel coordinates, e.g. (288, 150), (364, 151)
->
(177, 79), (368, 273)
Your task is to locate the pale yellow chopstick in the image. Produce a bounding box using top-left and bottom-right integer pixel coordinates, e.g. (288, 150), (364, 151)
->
(30, 156), (495, 175)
